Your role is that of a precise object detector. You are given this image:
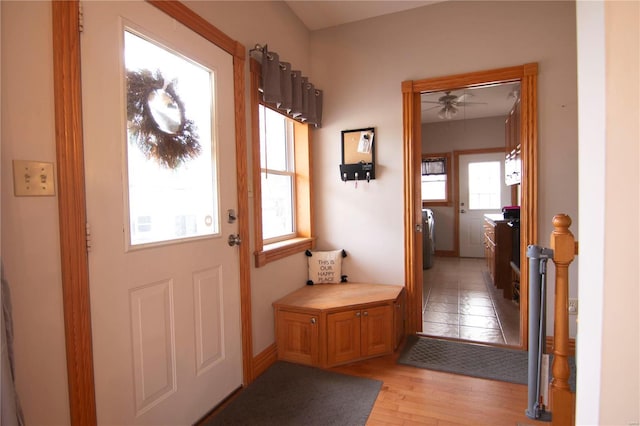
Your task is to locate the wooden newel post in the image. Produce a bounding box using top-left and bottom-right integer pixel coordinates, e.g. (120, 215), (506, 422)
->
(549, 214), (575, 425)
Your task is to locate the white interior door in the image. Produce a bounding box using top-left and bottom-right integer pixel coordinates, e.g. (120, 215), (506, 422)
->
(459, 152), (510, 258)
(81, 2), (242, 424)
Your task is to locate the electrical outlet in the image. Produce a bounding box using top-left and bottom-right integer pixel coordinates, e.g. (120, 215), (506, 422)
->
(568, 298), (578, 315)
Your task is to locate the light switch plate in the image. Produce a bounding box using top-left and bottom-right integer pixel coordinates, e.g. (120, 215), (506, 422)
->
(13, 160), (56, 196)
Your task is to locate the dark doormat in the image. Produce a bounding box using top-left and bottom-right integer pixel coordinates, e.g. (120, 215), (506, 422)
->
(399, 336), (576, 390)
(399, 335), (529, 384)
(203, 361), (382, 426)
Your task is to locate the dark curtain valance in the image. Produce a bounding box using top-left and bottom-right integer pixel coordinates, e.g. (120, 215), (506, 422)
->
(250, 44), (323, 127)
(421, 158), (446, 175)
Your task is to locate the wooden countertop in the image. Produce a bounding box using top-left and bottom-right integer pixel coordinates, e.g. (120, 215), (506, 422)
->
(484, 213), (508, 223)
(273, 283), (403, 311)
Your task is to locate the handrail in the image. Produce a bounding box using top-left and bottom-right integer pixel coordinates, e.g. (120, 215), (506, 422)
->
(549, 214), (576, 426)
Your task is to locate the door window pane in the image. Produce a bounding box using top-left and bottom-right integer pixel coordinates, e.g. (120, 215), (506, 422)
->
(468, 161), (501, 209)
(124, 30), (219, 247)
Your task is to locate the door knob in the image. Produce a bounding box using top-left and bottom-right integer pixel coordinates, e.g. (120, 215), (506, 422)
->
(460, 209), (466, 213)
(227, 234), (241, 246)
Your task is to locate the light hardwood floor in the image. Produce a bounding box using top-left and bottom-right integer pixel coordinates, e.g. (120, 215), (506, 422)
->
(330, 349), (548, 426)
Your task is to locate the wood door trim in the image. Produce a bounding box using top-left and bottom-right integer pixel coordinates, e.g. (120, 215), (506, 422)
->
(52, 3), (97, 424)
(453, 147), (507, 257)
(147, 1), (243, 58)
(402, 63), (538, 348)
(52, 1), (251, 424)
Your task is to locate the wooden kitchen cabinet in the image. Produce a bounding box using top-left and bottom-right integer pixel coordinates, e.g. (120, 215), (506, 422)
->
(274, 283), (404, 368)
(505, 97), (521, 186)
(484, 215), (513, 299)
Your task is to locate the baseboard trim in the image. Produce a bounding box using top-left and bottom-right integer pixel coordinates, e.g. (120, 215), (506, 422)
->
(252, 343), (278, 379)
(434, 250), (456, 257)
(545, 336), (576, 356)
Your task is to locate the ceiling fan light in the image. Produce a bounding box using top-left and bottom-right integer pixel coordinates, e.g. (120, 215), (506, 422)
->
(438, 105), (458, 120)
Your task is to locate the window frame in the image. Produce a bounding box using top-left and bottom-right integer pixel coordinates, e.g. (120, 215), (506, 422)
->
(250, 59), (314, 267)
(259, 104), (297, 244)
(421, 152), (452, 207)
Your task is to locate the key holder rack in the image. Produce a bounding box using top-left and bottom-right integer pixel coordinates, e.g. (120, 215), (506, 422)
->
(339, 127), (376, 183)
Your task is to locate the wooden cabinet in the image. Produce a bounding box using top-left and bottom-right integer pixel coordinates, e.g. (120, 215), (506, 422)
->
(326, 305), (393, 366)
(483, 216), (513, 299)
(483, 220), (497, 282)
(274, 283), (404, 368)
(505, 98), (521, 186)
(275, 310), (319, 366)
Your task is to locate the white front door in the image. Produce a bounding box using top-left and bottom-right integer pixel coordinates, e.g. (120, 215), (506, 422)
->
(458, 152), (510, 258)
(81, 2), (242, 424)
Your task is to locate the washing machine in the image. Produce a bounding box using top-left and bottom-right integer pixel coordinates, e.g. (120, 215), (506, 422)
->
(422, 209), (435, 269)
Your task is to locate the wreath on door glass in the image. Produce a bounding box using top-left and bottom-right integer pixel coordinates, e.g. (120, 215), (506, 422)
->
(126, 69), (201, 169)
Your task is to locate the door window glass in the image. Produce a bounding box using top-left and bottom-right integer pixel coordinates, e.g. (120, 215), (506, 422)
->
(468, 161), (501, 209)
(124, 30), (219, 247)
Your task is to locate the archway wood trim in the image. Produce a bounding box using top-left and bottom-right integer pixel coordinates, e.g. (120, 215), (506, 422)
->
(401, 63), (538, 347)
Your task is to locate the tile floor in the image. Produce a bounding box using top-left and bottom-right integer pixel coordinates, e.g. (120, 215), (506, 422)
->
(422, 256), (520, 346)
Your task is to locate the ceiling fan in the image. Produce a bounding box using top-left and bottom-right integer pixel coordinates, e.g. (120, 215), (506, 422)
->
(422, 91), (487, 120)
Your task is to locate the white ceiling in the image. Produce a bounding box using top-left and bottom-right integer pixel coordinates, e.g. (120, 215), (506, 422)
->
(285, 1), (440, 31)
(421, 82), (521, 123)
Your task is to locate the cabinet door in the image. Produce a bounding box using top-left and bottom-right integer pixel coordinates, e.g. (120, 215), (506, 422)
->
(362, 305), (393, 357)
(276, 310), (319, 366)
(327, 309), (361, 366)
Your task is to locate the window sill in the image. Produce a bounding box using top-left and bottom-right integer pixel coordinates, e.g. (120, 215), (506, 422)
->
(254, 237), (314, 268)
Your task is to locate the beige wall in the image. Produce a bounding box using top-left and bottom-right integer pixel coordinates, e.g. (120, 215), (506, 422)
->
(599, 1), (640, 419)
(1, 2), (70, 424)
(310, 1), (579, 334)
(576, 1), (639, 423)
(585, 1), (638, 423)
(422, 116), (507, 252)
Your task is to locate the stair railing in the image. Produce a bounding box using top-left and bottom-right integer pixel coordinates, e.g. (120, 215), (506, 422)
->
(549, 214), (577, 426)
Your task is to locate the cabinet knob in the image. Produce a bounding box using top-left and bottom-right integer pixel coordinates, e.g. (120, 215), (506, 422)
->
(363, 311), (368, 316)
(355, 312), (361, 317)
(310, 317), (316, 324)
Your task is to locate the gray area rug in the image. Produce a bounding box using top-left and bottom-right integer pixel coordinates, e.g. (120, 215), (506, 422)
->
(203, 362), (382, 426)
(398, 335), (529, 384)
(399, 336), (576, 390)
